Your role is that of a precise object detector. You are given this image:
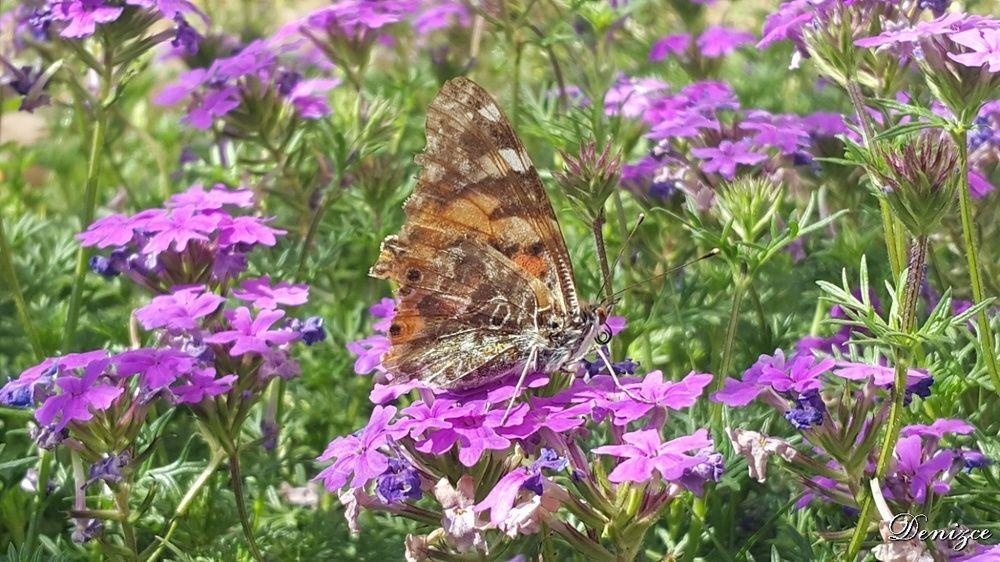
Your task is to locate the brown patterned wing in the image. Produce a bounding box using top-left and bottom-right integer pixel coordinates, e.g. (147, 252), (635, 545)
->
(368, 77), (580, 388)
(371, 233), (542, 389)
(403, 76), (580, 317)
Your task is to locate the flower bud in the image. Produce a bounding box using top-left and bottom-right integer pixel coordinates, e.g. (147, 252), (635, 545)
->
(555, 141), (623, 221)
(874, 130), (959, 235)
(712, 177), (783, 243)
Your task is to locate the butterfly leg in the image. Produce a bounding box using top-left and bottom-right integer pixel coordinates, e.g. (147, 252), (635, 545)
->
(594, 346), (645, 402)
(499, 347), (537, 425)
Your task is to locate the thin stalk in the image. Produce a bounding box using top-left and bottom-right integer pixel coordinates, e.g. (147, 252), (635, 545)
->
(23, 450), (52, 555)
(115, 483), (138, 558)
(954, 130), (1000, 392)
(846, 235), (928, 560)
(145, 448), (226, 562)
(593, 210), (614, 302)
(711, 271), (748, 426)
(844, 80), (905, 278)
(63, 57), (112, 349)
(0, 215), (43, 356)
(228, 452), (264, 561)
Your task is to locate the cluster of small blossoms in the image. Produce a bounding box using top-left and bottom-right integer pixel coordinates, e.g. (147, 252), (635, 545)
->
(0, 184), (325, 543)
(713, 348), (994, 559)
(606, 77), (846, 206)
(1, 0), (205, 112)
(326, 305), (722, 559)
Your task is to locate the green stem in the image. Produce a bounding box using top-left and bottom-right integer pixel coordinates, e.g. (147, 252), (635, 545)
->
(593, 210), (614, 302)
(0, 215), (43, 358)
(228, 451), (264, 561)
(846, 235), (928, 560)
(23, 450), (52, 555)
(844, 80), (905, 279)
(711, 271), (748, 426)
(62, 81), (111, 349)
(115, 483), (138, 558)
(954, 130), (1000, 392)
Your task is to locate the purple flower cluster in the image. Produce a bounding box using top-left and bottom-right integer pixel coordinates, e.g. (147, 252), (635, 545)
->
(321, 308), (720, 556)
(78, 183), (282, 290)
(155, 39), (339, 128)
(649, 25), (755, 62)
(607, 77), (846, 203)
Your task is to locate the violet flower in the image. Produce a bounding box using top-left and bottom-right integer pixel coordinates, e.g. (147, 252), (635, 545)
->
(205, 307), (299, 356)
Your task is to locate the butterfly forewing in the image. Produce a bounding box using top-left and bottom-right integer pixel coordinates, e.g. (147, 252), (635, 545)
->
(371, 77), (581, 389)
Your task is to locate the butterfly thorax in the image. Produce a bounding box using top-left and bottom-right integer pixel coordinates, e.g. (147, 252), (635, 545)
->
(536, 306), (603, 373)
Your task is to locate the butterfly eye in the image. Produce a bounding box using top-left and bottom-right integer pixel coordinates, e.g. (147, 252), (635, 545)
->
(595, 329), (612, 345)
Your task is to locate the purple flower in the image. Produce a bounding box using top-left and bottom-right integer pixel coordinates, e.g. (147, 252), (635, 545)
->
(51, 0), (123, 38)
(218, 216), (285, 248)
(783, 389), (826, 430)
(315, 405), (398, 491)
(697, 26), (754, 58)
(649, 34), (691, 61)
(233, 276), (309, 310)
(757, 353), (834, 395)
(948, 28), (1000, 72)
(183, 86), (242, 129)
(375, 458), (422, 503)
(77, 210), (163, 249)
(87, 451), (131, 486)
(287, 78), (339, 119)
(678, 450), (724, 495)
(604, 76), (669, 118)
(412, 1), (469, 35)
(115, 348), (196, 389)
(414, 400), (523, 467)
(900, 419), (975, 439)
(888, 435), (954, 503)
(171, 368), (236, 404)
(346, 334), (389, 375)
(34, 355), (121, 431)
(134, 286), (225, 332)
(690, 140), (767, 179)
(205, 307), (298, 356)
(593, 429), (712, 483)
(607, 371), (712, 424)
(293, 316), (327, 345)
(166, 183), (255, 210)
(833, 361), (930, 387)
(171, 14), (201, 54)
(143, 206), (220, 253)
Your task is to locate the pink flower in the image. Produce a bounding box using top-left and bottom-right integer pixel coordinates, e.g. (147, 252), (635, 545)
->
(315, 405), (398, 491)
(288, 78), (340, 119)
(52, 0), (123, 38)
(697, 26), (754, 58)
(218, 216), (285, 247)
(593, 428), (712, 483)
(346, 334), (390, 375)
(205, 307), (298, 356)
(35, 354), (122, 431)
(171, 368), (237, 404)
(948, 28), (1000, 72)
(690, 140), (767, 179)
(143, 206), (221, 253)
(166, 183), (255, 210)
(134, 286), (225, 332)
(649, 34), (692, 61)
(233, 276), (309, 310)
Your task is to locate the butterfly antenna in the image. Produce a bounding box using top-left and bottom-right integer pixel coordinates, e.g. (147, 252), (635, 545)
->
(596, 213), (646, 308)
(609, 248), (720, 300)
(499, 348), (537, 425)
(594, 346), (644, 401)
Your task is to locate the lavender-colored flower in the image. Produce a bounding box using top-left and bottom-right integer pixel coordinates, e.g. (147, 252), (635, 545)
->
(205, 307), (299, 356)
(51, 0), (123, 38)
(233, 276), (309, 310)
(171, 368), (236, 404)
(948, 28), (1000, 72)
(690, 140), (767, 179)
(171, 14), (201, 54)
(783, 389), (826, 430)
(87, 451), (131, 486)
(606, 371), (712, 424)
(833, 361), (930, 387)
(433, 475), (486, 552)
(316, 405), (398, 491)
(604, 76), (669, 118)
(166, 183), (255, 210)
(678, 450), (724, 495)
(287, 78), (339, 118)
(412, 1), (469, 35)
(34, 355), (121, 431)
(887, 435), (954, 503)
(346, 334), (389, 375)
(143, 206), (221, 253)
(697, 25), (755, 58)
(115, 348), (196, 390)
(295, 316), (327, 345)
(134, 286), (225, 332)
(900, 419), (975, 439)
(218, 216), (285, 248)
(414, 400), (523, 467)
(375, 458), (422, 503)
(649, 33), (691, 61)
(593, 429), (713, 483)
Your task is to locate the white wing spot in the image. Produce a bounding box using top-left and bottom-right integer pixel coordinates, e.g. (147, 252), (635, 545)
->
(478, 103), (502, 122)
(499, 147), (529, 173)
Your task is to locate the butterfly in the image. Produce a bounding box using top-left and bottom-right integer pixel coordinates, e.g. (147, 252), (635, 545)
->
(370, 77), (612, 393)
